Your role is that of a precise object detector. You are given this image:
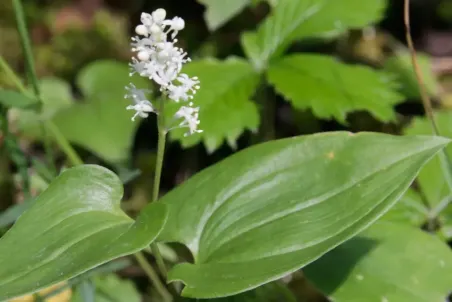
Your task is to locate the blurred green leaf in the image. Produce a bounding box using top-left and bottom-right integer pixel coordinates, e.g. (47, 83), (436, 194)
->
(241, 0), (387, 70)
(0, 90), (38, 109)
(267, 54), (403, 123)
(167, 58), (260, 153)
(381, 188), (428, 226)
(157, 132), (447, 298)
(52, 61), (150, 163)
(404, 111), (452, 238)
(72, 274), (141, 302)
(0, 201), (32, 228)
(16, 78), (73, 137)
(305, 222), (452, 302)
(384, 53), (438, 99)
(198, 0), (251, 31)
(181, 282), (296, 301)
(17, 61), (149, 163)
(0, 165), (167, 301)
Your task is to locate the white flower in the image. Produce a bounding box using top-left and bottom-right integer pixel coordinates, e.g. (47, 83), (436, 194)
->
(125, 8), (202, 135)
(125, 83), (154, 121)
(175, 105), (202, 136)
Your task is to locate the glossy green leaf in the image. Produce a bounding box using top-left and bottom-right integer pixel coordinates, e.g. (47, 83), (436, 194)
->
(0, 90), (38, 109)
(241, 0), (387, 70)
(304, 222), (452, 301)
(157, 132), (448, 298)
(0, 165), (167, 301)
(267, 54), (403, 122)
(167, 58), (260, 153)
(198, 0), (251, 31)
(384, 53), (438, 99)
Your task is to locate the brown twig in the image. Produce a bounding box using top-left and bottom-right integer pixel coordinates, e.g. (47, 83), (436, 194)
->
(403, 0), (440, 135)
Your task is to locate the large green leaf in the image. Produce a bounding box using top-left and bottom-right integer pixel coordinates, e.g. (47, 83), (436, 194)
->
(384, 53), (438, 99)
(198, 0), (251, 31)
(267, 54), (403, 122)
(241, 0), (387, 70)
(304, 222), (452, 301)
(381, 188), (427, 226)
(0, 165), (167, 301)
(156, 132), (448, 298)
(167, 58), (260, 153)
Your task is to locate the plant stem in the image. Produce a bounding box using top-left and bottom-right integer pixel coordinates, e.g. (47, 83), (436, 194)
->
(134, 252), (173, 302)
(150, 98), (169, 278)
(12, 0), (57, 175)
(404, 0), (452, 219)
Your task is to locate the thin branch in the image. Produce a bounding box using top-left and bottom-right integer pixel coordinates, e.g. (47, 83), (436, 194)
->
(404, 0), (452, 219)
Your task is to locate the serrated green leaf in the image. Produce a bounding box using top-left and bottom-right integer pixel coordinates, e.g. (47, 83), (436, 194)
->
(156, 132), (448, 298)
(241, 0), (387, 70)
(384, 53), (438, 99)
(198, 0), (251, 31)
(167, 58), (260, 153)
(304, 222), (452, 302)
(0, 90), (38, 109)
(267, 54), (403, 123)
(0, 165), (167, 301)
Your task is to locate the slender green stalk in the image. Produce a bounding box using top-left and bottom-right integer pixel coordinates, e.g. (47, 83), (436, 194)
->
(134, 252), (172, 302)
(404, 0), (452, 219)
(12, 0), (57, 174)
(45, 121), (83, 166)
(150, 98), (169, 277)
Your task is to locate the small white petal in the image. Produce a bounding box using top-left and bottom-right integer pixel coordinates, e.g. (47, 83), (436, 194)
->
(152, 8), (167, 23)
(135, 24), (148, 36)
(137, 51), (150, 61)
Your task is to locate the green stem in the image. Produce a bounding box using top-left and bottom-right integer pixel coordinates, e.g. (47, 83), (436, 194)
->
(150, 98), (169, 277)
(12, 0), (57, 174)
(45, 120), (83, 166)
(134, 252), (172, 302)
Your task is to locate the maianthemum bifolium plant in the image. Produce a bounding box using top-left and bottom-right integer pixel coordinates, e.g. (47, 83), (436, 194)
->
(1, 1), (452, 302)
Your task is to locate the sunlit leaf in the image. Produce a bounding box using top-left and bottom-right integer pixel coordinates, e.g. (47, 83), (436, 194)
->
(305, 222), (452, 302)
(157, 132), (448, 298)
(267, 54), (403, 122)
(167, 58), (260, 153)
(0, 165), (167, 301)
(241, 0), (387, 70)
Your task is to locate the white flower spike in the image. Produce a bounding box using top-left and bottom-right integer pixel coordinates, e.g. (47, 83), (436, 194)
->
(125, 8), (201, 135)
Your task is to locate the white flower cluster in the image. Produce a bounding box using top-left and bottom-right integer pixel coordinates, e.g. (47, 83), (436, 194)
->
(125, 8), (202, 136)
